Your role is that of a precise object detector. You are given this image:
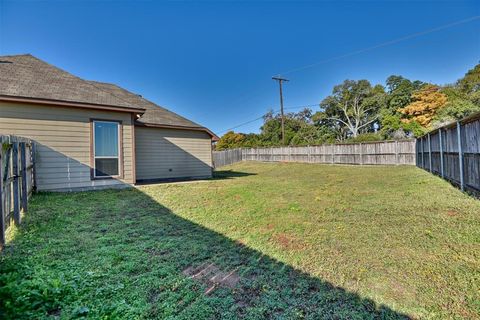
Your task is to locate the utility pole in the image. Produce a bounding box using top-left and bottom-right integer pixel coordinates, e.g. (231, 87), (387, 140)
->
(272, 76), (289, 145)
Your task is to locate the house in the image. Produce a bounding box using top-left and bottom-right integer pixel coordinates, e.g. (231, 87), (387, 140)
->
(0, 54), (218, 191)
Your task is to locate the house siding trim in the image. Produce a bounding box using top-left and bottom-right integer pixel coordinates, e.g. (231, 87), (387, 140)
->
(0, 95), (145, 114)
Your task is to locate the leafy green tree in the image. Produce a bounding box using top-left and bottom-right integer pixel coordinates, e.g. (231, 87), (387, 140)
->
(458, 63), (480, 105)
(260, 109), (314, 145)
(316, 80), (383, 139)
(379, 75), (425, 137)
(433, 86), (480, 127)
(379, 113), (425, 138)
(384, 75), (424, 113)
(242, 133), (262, 148)
(344, 132), (384, 143)
(215, 131), (246, 150)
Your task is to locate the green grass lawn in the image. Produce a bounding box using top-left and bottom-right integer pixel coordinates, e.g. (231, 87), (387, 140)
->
(1, 162), (479, 319)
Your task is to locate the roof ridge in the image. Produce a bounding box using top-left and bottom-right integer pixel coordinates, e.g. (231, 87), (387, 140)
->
(0, 53), (33, 58)
(12, 55), (136, 109)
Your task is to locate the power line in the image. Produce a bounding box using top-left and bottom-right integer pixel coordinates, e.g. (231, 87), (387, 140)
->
(276, 15), (480, 76)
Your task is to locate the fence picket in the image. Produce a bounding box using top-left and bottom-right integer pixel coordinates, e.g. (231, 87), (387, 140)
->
(0, 136), (36, 249)
(0, 147), (4, 248)
(20, 143), (28, 212)
(439, 129), (444, 178)
(12, 142), (20, 225)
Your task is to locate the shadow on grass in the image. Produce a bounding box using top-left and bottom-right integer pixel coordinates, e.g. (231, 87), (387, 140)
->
(0, 188), (410, 319)
(213, 170), (257, 180)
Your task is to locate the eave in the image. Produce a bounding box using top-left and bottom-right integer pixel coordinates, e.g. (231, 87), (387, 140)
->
(135, 121), (219, 141)
(0, 95), (146, 114)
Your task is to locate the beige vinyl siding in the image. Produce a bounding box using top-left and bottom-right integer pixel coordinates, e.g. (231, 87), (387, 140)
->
(135, 126), (212, 181)
(0, 102), (135, 191)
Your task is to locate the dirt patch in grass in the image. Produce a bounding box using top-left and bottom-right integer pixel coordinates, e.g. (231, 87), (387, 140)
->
(271, 233), (308, 251)
(446, 210), (459, 217)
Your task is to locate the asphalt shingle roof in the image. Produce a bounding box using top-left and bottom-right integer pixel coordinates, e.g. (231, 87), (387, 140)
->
(0, 54), (143, 110)
(87, 81), (204, 129)
(0, 54), (215, 137)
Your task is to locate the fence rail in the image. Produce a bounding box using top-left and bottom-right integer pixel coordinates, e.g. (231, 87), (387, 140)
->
(214, 140), (416, 168)
(416, 112), (480, 195)
(0, 135), (36, 248)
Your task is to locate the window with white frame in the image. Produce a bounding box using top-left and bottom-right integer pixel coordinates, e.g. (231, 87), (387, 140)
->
(93, 120), (120, 178)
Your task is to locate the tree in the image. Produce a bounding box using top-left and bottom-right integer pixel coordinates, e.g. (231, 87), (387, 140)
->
(318, 80), (382, 139)
(430, 64), (480, 127)
(432, 86), (480, 127)
(457, 63), (480, 106)
(399, 84), (448, 128)
(379, 75), (424, 138)
(242, 133), (262, 148)
(260, 109), (309, 145)
(385, 76), (424, 113)
(216, 131), (246, 150)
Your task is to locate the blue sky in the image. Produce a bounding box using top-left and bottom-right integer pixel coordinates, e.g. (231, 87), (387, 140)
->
(1, 0), (479, 135)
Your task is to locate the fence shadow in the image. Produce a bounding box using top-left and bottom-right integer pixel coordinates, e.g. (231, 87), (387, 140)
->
(0, 188), (410, 319)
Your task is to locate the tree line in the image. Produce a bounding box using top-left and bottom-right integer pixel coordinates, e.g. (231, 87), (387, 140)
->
(216, 63), (480, 150)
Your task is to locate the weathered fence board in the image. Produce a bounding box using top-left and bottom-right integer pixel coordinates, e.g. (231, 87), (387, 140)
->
(212, 148), (243, 168)
(0, 135), (36, 249)
(213, 140), (416, 168)
(416, 112), (480, 195)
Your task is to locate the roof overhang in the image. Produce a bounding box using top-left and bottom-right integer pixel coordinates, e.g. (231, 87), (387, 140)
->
(0, 95), (146, 114)
(135, 122), (219, 141)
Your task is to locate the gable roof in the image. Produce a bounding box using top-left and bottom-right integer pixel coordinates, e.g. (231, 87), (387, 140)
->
(0, 54), (143, 112)
(0, 54), (218, 140)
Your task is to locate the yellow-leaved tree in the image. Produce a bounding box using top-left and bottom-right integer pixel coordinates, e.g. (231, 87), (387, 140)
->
(398, 84), (448, 128)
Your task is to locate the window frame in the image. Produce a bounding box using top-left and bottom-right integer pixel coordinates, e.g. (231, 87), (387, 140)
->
(90, 119), (123, 180)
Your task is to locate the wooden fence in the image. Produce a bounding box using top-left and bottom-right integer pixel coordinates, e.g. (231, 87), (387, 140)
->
(0, 135), (36, 248)
(212, 148), (243, 168)
(416, 112), (480, 195)
(213, 140), (416, 168)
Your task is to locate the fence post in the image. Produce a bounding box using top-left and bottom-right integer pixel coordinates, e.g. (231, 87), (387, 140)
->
(359, 143), (363, 165)
(456, 121), (465, 191)
(439, 129), (444, 178)
(420, 137), (424, 169)
(331, 144), (335, 164)
(12, 142), (21, 225)
(428, 133), (432, 172)
(395, 140), (399, 165)
(31, 142), (37, 191)
(0, 149), (4, 249)
(20, 143), (28, 213)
